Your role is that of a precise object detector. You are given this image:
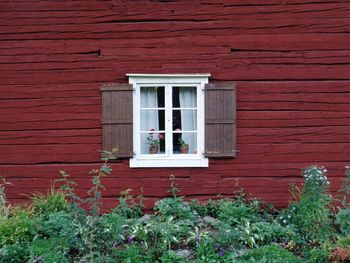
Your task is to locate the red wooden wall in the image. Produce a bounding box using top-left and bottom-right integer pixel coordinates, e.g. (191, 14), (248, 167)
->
(1, 0), (350, 209)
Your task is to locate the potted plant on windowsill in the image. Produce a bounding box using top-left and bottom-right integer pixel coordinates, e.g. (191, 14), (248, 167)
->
(146, 129), (162, 154)
(178, 137), (189, 154)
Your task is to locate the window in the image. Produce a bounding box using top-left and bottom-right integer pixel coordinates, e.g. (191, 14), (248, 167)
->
(128, 74), (209, 167)
(100, 74), (237, 168)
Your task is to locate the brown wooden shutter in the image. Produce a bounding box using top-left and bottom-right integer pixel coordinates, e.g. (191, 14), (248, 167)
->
(101, 83), (133, 158)
(204, 82), (236, 158)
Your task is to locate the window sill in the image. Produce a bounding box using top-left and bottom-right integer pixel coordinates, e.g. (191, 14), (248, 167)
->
(129, 157), (208, 168)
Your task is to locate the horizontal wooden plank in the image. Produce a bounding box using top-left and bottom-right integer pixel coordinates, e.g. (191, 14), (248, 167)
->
(238, 126), (350, 143)
(0, 129), (100, 145)
(1, 2), (349, 27)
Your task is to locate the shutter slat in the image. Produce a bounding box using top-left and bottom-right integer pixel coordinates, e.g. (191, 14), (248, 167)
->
(205, 82), (236, 158)
(101, 120), (132, 124)
(101, 83), (133, 158)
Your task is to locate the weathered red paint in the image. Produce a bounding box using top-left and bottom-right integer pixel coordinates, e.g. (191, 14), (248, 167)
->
(1, 0), (350, 210)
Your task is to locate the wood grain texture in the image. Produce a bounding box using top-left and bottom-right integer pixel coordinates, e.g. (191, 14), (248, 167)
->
(1, 0), (350, 209)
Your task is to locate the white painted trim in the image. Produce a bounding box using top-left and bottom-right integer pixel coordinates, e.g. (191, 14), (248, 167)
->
(128, 73), (209, 168)
(127, 73), (210, 78)
(130, 157), (208, 168)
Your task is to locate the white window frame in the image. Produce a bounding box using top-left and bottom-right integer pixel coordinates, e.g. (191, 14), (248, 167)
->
(127, 74), (210, 168)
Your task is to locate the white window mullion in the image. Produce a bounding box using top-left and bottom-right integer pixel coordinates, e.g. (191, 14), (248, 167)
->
(165, 84), (173, 157)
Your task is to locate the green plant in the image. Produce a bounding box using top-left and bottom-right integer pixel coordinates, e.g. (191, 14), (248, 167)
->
(336, 207), (350, 235)
(113, 188), (143, 219)
(0, 177), (12, 219)
(168, 174), (180, 197)
(238, 221), (294, 248)
(338, 166), (350, 206)
(0, 210), (36, 246)
(29, 237), (70, 263)
(155, 197), (196, 221)
(214, 195), (262, 226)
(196, 237), (238, 262)
(146, 128), (161, 147)
(31, 187), (68, 216)
(0, 244), (29, 263)
(178, 137), (188, 148)
(336, 236), (350, 247)
(113, 244), (145, 262)
(282, 166), (332, 241)
(239, 245), (303, 263)
(160, 250), (187, 262)
(307, 246), (332, 263)
(56, 170), (84, 217)
(87, 164), (112, 216)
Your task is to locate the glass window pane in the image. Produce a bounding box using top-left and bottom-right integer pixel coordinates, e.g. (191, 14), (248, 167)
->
(173, 132), (197, 154)
(173, 110), (197, 131)
(141, 86), (164, 108)
(141, 132), (165, 154)
(141, 110), (165, 131)
(173, 86), (197, 108)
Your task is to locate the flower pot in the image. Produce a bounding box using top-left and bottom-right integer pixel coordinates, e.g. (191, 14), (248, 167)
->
(180, 146), (189, 154)
(149, 146), (158, 154)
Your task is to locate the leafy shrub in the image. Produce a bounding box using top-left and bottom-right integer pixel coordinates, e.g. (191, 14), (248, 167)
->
(0, 244), (29, 263)
(2, 163), (350, 262)
(154, 197), (196, 221)
(281, 166), (332, 241)
(113, 189), (143, 219)
(188, 199), (209, 217)
(39, 211), (74, 237)
(336, 207), (350, 235)
(239, 221), (295, 248)
(31, 188), (68, 216)
(29, 237), (69, 263)
(336, 236), (350, 247)
(239, 245), (303, 263)
(219, 198), (263, 226)
(160, 250), (187, 263)
(113, 244), (145, 262)
(307, 246), (331, 263)
(0, 210), (36, 246)
(196, 238), (238, 262)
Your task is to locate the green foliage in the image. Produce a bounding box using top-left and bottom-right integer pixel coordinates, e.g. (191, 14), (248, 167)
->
(239, 245), (303, 263)
(281, 166), (332, 241)
(238, 221), (294, 248)
(337, 236), (350, 247)
(113, 188), (143, 219)
(213, 194), (265, 226)
(29, 237), (70, 263)
(31, 187), (68, 216)
(155, 196), (196, 221)
(0, 244), (29, 263)
(306, 246), (331, 263)
(196, 238), (238, 262)
(0, 210), (36, 246)
(338, 166), (350, 206)
(0, 177), (12, 219)
(336, 207), (350, 235)
(2, 164), (350, 262)
(188, 199), (209, 217)
(113, 244), (145, 262)
(160, 250), (187, 262)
